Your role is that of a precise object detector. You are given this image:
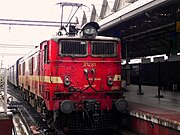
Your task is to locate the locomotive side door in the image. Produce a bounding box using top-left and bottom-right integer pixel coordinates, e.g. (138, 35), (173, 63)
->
(39, 44), (45, 98)
(39, 41), (49, 98)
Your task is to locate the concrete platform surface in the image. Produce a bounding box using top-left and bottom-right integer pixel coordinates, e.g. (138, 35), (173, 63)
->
(125, 85), (180, 112)
(125, 85), (180, 132)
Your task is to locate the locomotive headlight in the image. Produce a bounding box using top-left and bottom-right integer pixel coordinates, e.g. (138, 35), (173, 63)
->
(81, 22), (100, 39)
(61, 100), (74, 114)
(107, 76), (114, 86)
(83, 26), (96, 38)
(84, 68), (88, 74)
(64, 76), (70, 86)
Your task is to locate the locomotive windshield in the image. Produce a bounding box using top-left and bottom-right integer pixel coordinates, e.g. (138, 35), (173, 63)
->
(91, 41), (117, 57)
(59, 40), (117, 57)
(60, 40), (87, 57)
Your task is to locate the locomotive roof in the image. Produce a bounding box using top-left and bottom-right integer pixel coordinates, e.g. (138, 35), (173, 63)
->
(17, 35), (120, 63)
(51, 35), (120, 42)
(19, 46), (40, 62)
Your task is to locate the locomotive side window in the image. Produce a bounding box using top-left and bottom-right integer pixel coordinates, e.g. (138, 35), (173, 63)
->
(91, 41), (117, 57)
(44, 45), (49, 63)
(37, 54), (40, 75)
(18, 64), (21, 75)
(60, 40), (87, 57)
(22, 62), (25, 75)
(29, 57), (33, 75)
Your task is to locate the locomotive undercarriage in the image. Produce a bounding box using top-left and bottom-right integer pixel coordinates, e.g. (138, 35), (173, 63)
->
(19, 86), (46, 114)
(41, 107), (127, 134)
(53, 110), (126, 134)
(18, 85), (128, 134)
(43, 98), (127, 134)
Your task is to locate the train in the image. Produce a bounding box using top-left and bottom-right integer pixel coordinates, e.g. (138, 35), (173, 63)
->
(8, 22), (127, 133)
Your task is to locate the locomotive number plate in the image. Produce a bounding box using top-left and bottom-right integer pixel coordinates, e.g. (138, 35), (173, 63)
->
(83, 62), (96, 67)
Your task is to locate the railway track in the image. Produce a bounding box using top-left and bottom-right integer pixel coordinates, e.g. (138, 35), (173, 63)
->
(13, 112), (29, 135)
(7, 84), (137, 135)
(7, 84), (53, 135)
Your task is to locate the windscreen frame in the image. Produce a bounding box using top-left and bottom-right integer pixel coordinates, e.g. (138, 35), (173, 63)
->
(59, 40), (88, 57)
(91, 41), (117, 57)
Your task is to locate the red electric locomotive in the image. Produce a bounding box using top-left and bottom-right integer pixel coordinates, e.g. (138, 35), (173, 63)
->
(9, 2), (128, 134)
(16, 22), (127, 133)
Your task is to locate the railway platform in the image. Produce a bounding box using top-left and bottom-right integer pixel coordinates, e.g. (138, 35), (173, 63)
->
(125, 85), (180, 135)
(0, 98), (14, 135)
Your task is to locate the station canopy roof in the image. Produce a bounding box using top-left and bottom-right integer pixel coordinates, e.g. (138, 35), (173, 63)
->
(97, 0), (180, 59)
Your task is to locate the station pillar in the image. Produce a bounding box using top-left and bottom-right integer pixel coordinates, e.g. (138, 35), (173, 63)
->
(125, 64), (130, 85)
(170, 32), (177, 55)
(176, 8), (180, 33)
(155, 62), (164, 98)
(137, 63), (144, 95)
(125, 41), (131, 85)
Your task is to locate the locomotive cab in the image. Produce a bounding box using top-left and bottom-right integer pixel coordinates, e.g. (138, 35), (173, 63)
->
(38, 22), (127, 114)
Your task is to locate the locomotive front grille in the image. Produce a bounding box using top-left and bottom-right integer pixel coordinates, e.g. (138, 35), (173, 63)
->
(55, 111), (123, 133)
(60, 40), (87, 56)
(92, 41), (117, 57)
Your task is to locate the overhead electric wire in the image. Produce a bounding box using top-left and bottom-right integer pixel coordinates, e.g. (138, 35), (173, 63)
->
(0, 18), (78, 27)
(0, 18), (78, 24)
(0, 53), (27, 56)
(0, 46), (34, 48)
(0, 43), (34, 46)
(0, 43), (35, 48)
(0, 22), (60, 27)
